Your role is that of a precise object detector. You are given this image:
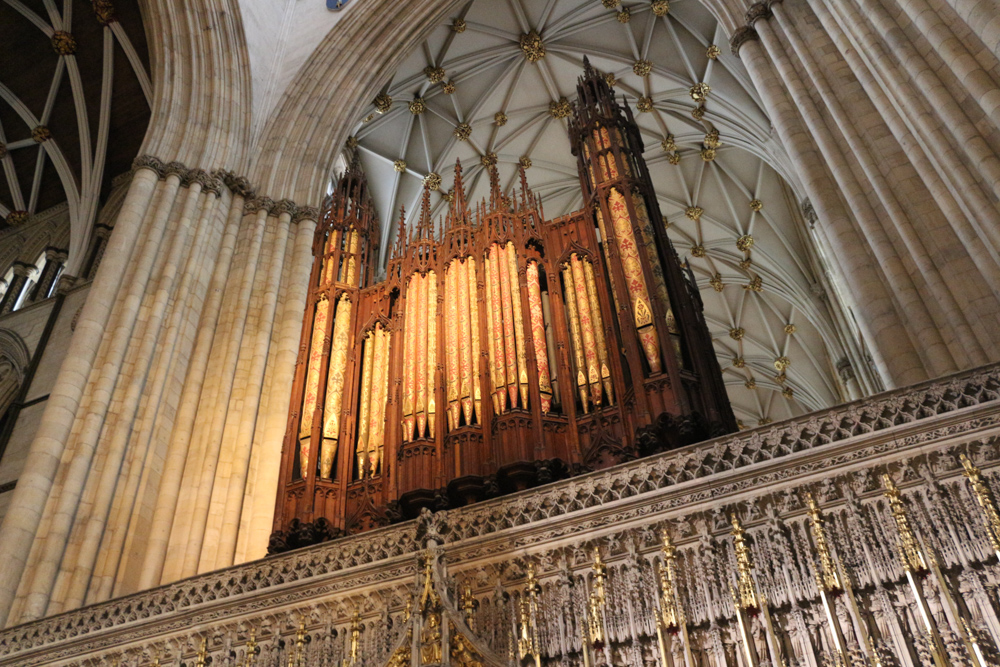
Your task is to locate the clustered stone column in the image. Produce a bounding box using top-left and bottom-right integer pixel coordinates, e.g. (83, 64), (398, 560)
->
(27, 247), (68, 303)
(0, 156), (321, 628)
(730, 0), (1000, 388)
(0, 262), (36, 315)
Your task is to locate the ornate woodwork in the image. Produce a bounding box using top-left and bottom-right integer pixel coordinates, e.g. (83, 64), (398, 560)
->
(271, 66), (736, 549)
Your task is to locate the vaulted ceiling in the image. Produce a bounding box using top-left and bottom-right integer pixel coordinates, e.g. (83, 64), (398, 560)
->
(0, 0), (151, 267)
(350, 0), (858, 428)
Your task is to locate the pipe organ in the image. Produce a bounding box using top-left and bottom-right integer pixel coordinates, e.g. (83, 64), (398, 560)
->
(270, 64), (735, 550)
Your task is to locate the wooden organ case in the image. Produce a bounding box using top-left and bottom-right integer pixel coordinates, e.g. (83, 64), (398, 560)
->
(269, 65), (736, 552)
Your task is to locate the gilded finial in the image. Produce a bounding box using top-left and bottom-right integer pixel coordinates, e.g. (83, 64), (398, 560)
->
(587, 547), (607, 645)
(461, 581), (479, 628)
(348, 608), (361, 662)
(657, 529), (683, 630)
(196, 638), (209, 667)
(730, 515), (760, 612)
(960, 453), (1000, 556)
(881, 474), (927, 573)
(804, 492), (842, 593)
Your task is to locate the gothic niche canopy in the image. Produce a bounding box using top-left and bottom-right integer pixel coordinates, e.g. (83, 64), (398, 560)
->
(270, 64), (736, 552)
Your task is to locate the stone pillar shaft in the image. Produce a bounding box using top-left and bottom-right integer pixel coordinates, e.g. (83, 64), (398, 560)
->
(0, 165), (160, 628)
(737, 39), (927, 386)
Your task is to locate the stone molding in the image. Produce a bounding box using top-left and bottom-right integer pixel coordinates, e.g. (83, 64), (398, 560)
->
(729, 25), (759, 56)
(0, 363), (998, 663)
(130, 155), (317, 213)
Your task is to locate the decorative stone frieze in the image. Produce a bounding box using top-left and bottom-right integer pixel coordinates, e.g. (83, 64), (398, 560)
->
(1, 364), (997, 665)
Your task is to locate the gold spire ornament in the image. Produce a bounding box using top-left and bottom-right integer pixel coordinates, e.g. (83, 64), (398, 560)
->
(586, 547), (607, 650)
(347, 608), (361, 665)
(244, 628), (259, 667)
(655, 530), (695, 667)
(517, 563), (542, 666)
(461, 582), (479, 629)
(196, 638), (209, 667)
(804, 493), (850, 665)
(729, 516), (786, 667)
(731, 515), (759, 613)
(881, 474), (927, 573)
(881, 475), (949, 666)
(287, 617), (308, 667)
(960, 453), (1000, 561)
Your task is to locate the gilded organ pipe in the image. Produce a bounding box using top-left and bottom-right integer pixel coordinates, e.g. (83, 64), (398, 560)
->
(458, 258), (472, 426)
(608, 187), (662, 375)
(526, 261), (552, 413)
(355, 328), (375, 477)
(402, 275), (416, 442)
(483, 256), (499, 416)
(446, 264), (459, 430)
(323, 230), (339, 284)
(426, 273), (437, 438)
(497, 243), (518, 408)
(582, 260), (613, 404)
(403, 272), (437, 441)
(467, 257), (482, 421)
(506, 243), (529, 409)
(571, 254), (602, 408)
(562, 262), (590, 412)
(369, 325), (390, 472)
(299, 294), (330, 477)
(486, 249), (507, 412)
(416, 273), (428, 438)
(321, 294), (352, 478)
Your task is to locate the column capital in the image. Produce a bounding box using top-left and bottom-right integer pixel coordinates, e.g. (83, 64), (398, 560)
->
(274, 199), (298, 218)
(11, 261), (36, 278)
(746, 2), (773, 25)
(131, 155), (165, 176)
(293, 206), (320, 224)
(44, 246), (69, 263)
(730, 25), (760, 57)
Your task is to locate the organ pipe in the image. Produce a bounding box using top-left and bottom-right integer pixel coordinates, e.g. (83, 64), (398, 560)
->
(562, 262), (590, 413)
(525, 261), (552, 413)
(467, 257), (482, 422)
(298, 294), (330, 477)
(355, 326), (375, 477)
(608, 187), (662, 374)
(321, 294), (352, 478)
(582, 260), (613, 404)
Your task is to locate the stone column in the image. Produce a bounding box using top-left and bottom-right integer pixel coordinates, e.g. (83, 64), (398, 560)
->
(209, 200), (293, 570)
(79, 175), (225, 607)
(16, 163), (185, 623)
(169, 199), (270, 581)
(733, 33), (927, 386)
(137, 178), (250, 591)
(235, 207), (318, 563)
(0, 262), (35, 315)
(770, 2), (990, 368)
(0, 158), (162, 629)
(822, 0), (1000, 276)
(28, 248), (67, 303)
(84, 224), (113, 281)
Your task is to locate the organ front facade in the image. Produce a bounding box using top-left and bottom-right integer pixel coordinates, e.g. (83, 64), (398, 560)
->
(270, 64), (736, 549)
